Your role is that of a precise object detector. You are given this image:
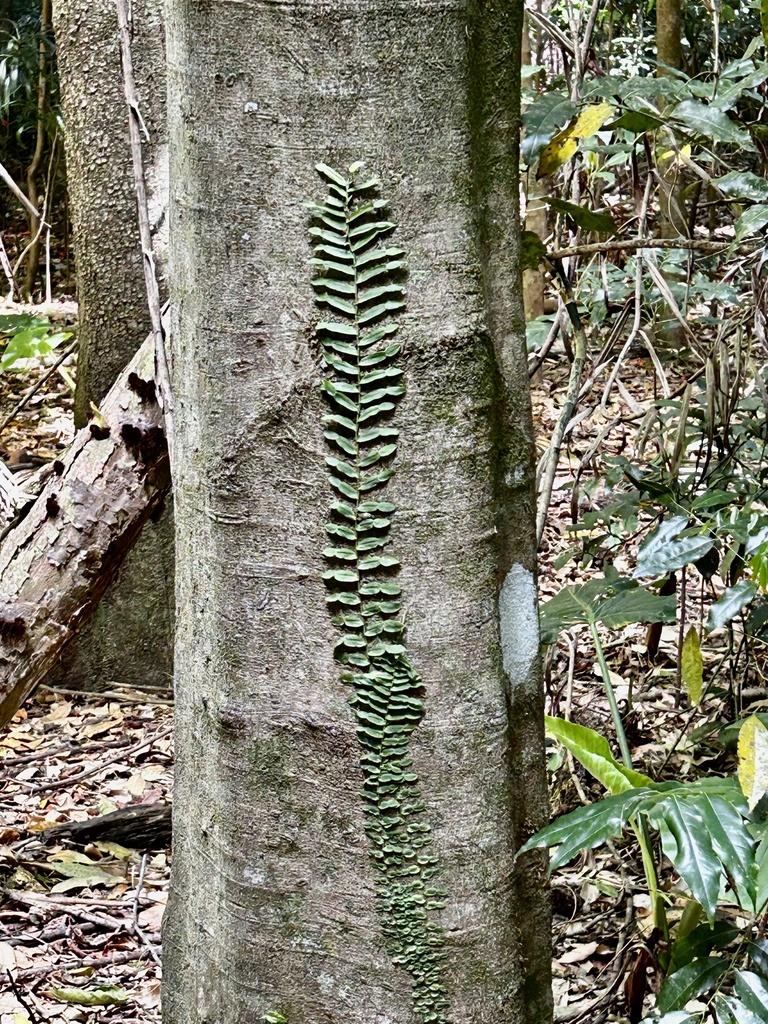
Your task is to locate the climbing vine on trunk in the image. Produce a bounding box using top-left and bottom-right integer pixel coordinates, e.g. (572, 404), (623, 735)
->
(308, 162), (450, 1024)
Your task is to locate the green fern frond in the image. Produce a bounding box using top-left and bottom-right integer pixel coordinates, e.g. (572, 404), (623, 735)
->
(309, 162), (451, 1024)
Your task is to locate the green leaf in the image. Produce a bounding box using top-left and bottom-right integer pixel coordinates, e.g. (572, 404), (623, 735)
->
(700, 793), (757, 910)
(359, 426), (399, 443)
(360, 366), (403, 385)
(324, 431), (357, 457)
(517, 787), (659, 870)
(325, 456), (357, 479)
(323, 353), (358, 376)
(323, 545), (357, 561)
(681, 627), (704, 706)
(544, 197), (618, 234)
(359, 444), (397, 468)
(359, 500), (396, 513)
(313, 243), (354, 262)
(521, 90), (577, 163)
(539, 575), (676, 644)
(312, 276), (355, 295)
(716, 993), (767, 1024)
(545, 716), (653, 794)
(322, 568), (359, 583)
(707, 581), (757, 630)
(713, 171), (768, 203)
(317, 293), (356, 316)
(359, 469), (395, 491)
(670, 100), (756, 150)
(50, 987), (131, 1007)
(359, 283), (404, 305)
(360, 386), (405, 405)
(734, 205), (768, 243)
(669, 921), (740, 973)
(329, 476), (358, 500)
(326, 522), (357, 542)
(323, 338), (358, 357)
(359, 401), (397, 422)
(317, 321), (357, 337)
(310, 257), (355, 277)
(323, 413), (357, 434)
(733, 972), (768, 1022)
(656, 958), (726, 1015)
(359, 324), (399, 345)
(358, 301), (405, 325)
(316, 162), (349, 188)
(322, 381), (357, 413)
(635, 517), (714, 577)
(309, 226), (347, 247)
(357, 260), (406, 284)
(330, 501), (356, 520)
(608, 109), (663, 134)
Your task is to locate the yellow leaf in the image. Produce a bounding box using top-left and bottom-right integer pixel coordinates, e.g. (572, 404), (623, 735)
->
(537, 103), (614, 177)
(538, 135), (578, 177)
(738, 714), (768, 811)
(569, 102), (615, 140)
(681, 626), (703, 705)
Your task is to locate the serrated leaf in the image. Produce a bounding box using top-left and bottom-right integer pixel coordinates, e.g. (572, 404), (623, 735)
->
(681, 627), (703, 706)
(738, 715), (768, 812)
(545, 716), (653, 794)
(707, 581), (757, 630)
(656, 958), (725, 1014)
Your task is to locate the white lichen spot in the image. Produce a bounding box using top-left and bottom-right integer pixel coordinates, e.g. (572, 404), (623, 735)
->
(243, 101), (259, 113)
(498, 564), (539, 686)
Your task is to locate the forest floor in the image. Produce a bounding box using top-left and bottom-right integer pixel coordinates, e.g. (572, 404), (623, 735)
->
(0, 325), (755, 1023)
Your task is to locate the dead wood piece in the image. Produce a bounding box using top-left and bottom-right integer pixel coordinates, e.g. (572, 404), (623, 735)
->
(43, 801), (172, 850)
(0, 333), (171, 728)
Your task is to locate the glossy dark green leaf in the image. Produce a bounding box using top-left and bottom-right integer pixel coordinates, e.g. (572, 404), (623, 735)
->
(544, 197), (618, 234)
(634, 516), (714, 577)
(656, 959), (726, 1014)
(652, 793), (722, 920)
(733, 971), (768, 1021)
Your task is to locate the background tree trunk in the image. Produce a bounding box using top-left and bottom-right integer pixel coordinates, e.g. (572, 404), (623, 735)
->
(163, 2), (551, 1023)
(49, 0), (173, 691)
(656, 0), (683, 74)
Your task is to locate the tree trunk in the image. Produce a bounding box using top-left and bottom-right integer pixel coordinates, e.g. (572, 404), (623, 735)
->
(0, 334), (170, 728)
(163, 3), (551, 1024)
(656, 0), (683, 75)
(49, 0), (173, 691)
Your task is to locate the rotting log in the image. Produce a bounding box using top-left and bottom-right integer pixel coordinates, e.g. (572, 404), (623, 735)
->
(0, 333), (170, 727)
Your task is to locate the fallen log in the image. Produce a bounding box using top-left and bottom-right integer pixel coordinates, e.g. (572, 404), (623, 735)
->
(0, 333), (170, 727)
(43, 800), (172, 850)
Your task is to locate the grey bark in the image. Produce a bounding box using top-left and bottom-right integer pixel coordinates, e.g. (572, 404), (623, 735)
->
(0, 334), (170, 728)
(163, 2), (551, 1024)
(49, 0), (173, 690)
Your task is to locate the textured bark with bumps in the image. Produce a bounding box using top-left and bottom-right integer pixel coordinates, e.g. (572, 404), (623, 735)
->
(163, 2), (552, 1022)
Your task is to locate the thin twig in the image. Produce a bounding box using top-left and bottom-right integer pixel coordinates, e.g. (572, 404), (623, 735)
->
(16, 947), (157, 978)
(0, 337), (78, 435)
(114, 0), (174, 455)
(14, 726), (173, 794)
(6, 969), (42, 1024)
(0, 160), (43, 222)
(549, 236), (760, 261)
(131, 853), (161, 964)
